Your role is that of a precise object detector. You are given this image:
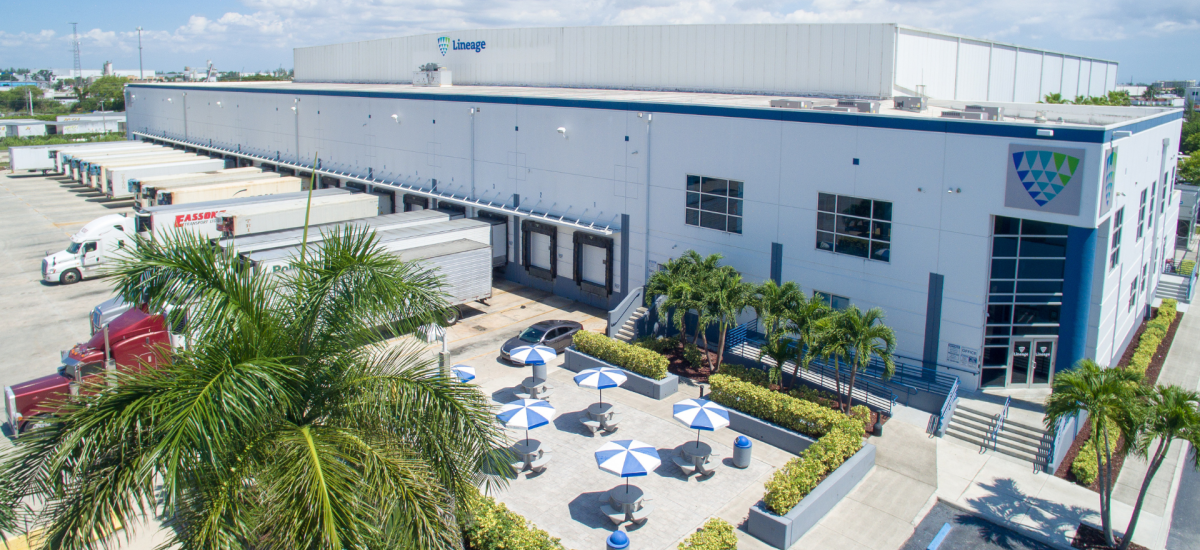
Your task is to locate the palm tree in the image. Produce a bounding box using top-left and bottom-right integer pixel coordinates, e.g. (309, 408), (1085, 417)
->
(757, 335), (799, 387)
(645, 251), (722, 345)
(813, 312), (850, 412)
(751, 280), (804, 341)
(827, 306), (895, 415)
(1044, 360), (1141, 548)
(782, 294), (831, 390)
(703, 268), (753, 370)
(1043, 93), (1067, 104)
(0, 228), (508, 550)
(1118, 385), (1200, 550)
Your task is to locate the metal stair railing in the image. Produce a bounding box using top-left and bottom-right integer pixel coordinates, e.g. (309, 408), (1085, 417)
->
(936, 378), (959, 435)
(988, 397), (1011, 451)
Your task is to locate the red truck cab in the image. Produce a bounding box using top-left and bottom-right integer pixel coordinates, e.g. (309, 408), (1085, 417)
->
(5, 308), (171, 434)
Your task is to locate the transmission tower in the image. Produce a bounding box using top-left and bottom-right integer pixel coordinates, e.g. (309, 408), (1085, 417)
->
(70, 22), (82, 87)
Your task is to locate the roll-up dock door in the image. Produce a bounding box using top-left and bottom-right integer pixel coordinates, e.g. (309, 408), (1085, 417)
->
(522, 220), (557, 281)
(573, 232), (613, 297)
(319, 176), (340, 189)
(403, 194), (430, 212)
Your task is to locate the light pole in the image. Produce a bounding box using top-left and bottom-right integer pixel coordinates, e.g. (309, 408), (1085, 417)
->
(136, 27), (144, 80)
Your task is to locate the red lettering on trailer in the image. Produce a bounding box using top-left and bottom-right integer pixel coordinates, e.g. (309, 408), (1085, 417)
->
(173, 210), (224, 227)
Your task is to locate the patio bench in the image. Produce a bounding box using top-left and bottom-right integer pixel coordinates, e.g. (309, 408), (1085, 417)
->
(601, 412), (621, 432)
(630, 504), (652, 525)
(600, 504), (625, 525)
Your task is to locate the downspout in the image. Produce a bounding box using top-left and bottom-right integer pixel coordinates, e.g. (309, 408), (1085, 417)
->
(643, 113), (653, 284)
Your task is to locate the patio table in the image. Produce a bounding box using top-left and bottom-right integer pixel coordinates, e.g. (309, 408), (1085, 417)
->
(587, 402), (614, 421)
(607, 485), (645, 514)
(512, 439), (543, 462)
(519, 377), (552, 399)
(681, 441), (712, 464)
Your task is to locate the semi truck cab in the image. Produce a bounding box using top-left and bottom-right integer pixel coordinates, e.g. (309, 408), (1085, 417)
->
(42, 214), (136, 285)
(5, 308), (172, 434)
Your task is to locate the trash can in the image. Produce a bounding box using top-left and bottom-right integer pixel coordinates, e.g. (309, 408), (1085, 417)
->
(606, 530), (630, 550)
(733, 436), (752, 468)
(532, 362), (548, 381)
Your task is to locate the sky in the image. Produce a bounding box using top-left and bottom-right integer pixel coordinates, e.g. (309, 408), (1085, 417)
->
(1, 0), (1196, 83)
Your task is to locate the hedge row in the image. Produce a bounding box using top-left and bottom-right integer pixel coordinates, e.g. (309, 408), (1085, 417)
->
(707, 373), (866, 515)
(710, 367), (873, 437)
(678, 517), (738, 550)
(1180, 260), (1196, 275)
(1071, 437), (1103, 486)
(573, 330), (669, 380)
(460, 490), (566, 550)
(1128, 299), (1177, 379)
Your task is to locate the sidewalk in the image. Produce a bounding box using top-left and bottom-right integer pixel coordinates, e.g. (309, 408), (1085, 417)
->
(934, 310), (1200, 550)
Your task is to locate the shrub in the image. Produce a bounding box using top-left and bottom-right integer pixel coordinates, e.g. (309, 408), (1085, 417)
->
(1070, 435), (1112, 487)
(678, 517), (738, 550)
(683, 343), (705, 369)
(1179, 261), (1196, 275)
(460, 490), (566, 550)
(573, 330), (669, 380)
(634, 335), (677, 354)
(850, 405), (872, 432)
(762, 417), (865, 515)
(1124, 301), (1178, 380)
(708, 374), (848, 438)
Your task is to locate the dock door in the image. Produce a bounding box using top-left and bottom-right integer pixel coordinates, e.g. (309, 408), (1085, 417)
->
(573, 232), (613, 297)
(522, 220), (557, 281)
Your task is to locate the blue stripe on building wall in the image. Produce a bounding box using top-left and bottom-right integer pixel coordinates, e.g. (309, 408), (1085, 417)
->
(129, 84), (1182, 143)
(1056, 226), (1097, 371)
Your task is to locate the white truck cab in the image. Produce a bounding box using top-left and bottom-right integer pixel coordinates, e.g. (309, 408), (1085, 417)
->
(42, 214), (136, 285)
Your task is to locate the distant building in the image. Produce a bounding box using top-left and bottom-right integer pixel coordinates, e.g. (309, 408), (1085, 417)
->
(1132, 96), (1185, 107)
(1154, 80), (1197, 91)
(1115, 85), (1148, 97)
(1186, 87), (1200, 107)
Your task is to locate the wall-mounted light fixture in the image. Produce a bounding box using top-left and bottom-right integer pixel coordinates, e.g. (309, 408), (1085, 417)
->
(557, 127), (567, 138)
(216, 101), (221, 107)
(391, 114), (400, 124)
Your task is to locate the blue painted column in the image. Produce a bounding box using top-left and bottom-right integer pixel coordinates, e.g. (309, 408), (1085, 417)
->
(1056, 226), (1096, 371)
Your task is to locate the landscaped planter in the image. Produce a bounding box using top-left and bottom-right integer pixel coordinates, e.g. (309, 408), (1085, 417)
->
(563, 348), (679, 400)
(725, 409), (816, 455)
(746, 443), (876, 550)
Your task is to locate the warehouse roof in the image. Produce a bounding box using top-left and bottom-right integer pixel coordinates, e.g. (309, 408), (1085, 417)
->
(131, 81), (1182, 140)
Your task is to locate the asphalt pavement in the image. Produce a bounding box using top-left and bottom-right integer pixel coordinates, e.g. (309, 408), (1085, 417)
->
(901, 501), (1053, 550)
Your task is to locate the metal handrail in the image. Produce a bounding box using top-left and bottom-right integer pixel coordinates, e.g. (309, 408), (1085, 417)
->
(606, 286), (645, 338)
(988, 396), (1011, 451)
(936, 378), (960, 434)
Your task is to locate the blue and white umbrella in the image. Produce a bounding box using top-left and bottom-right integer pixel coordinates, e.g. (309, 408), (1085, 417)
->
(673, 398), (731, 442)
(595, 439), (662, 491)
(573, 367), (627, 404)
(450, 364), (476, 382)
(497, 398), (556, 442)
(509, 345), (557, 365)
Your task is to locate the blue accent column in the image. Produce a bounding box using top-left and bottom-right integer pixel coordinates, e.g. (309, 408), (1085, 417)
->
(770, 243), (783, 284)
(1057, 226), (1096, 371)
(923, 273), (944, 369)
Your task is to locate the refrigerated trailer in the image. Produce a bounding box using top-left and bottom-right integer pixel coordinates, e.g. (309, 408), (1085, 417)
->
(85, 153), (206, 192)
(69, 148), (188, 185)
(136, 189), (386, 240)
(136, 168), (277, 207)
(8, 141), (142, 173)
(41, 141), (157, 172)
(105, 158), (230, 198)
(216, 192), (392, 237)
(155, 176), (303, 206)
(61, 144), (171, 178)
(218, 210), (451, 255)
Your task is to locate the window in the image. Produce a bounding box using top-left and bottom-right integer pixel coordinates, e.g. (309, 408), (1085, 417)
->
(1149, 184), (1156, 227)
(1161, 172), (1169, 214)
(813, 291), (851, 311)
(1128, 278), (1138, 311)
(1110, 207), (1124, 270)
(686, 175), (743, 234)
(816, 193), (892, 262)
(1140, 264), (1147, 292)
(1137, 189), (1147, 240)
(83, 242), (98, 253)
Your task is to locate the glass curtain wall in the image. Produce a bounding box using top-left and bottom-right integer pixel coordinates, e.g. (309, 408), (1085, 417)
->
(981, 216), (1069, 387)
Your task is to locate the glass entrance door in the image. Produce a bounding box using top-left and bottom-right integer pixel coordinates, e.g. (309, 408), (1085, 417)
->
(1008, 339), (1056, 388)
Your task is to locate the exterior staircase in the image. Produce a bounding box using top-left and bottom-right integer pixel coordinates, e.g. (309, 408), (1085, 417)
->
(613, 307), (648, 343)
(946, 403), (1051, 466)
(1155, 274), (1190, 303)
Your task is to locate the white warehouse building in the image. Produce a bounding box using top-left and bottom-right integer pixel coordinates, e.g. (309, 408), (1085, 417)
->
(124, 23), (1183, 392)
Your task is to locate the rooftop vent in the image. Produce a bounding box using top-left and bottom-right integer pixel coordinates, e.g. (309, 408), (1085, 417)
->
(894, 96), (926, 112)
(769, 99), (814, 110)
(812, 106), (855, 112)
(940, 110), (986, 120)
(836, 99), (880, 113)
(413, 63), (452, 87)
(964, 105), (1003, 121)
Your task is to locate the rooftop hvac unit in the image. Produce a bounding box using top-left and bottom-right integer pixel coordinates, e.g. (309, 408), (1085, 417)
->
(811, 106), (855, 112)
(769, 99), (814, 110)
(940, 110), (986, 120)
(413, 63), (452, 87)
(894, 96), (927, 112)
(836, 100), (880, 114)
(964, 105), (1003, 121)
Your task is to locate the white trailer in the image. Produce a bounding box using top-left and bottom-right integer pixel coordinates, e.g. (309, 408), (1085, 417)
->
(86, 153), (204, 192)
(53, 142), (160, 174)
(136, 168), (276, 208)
(105, 158), (229, 199)
(246, 237), (493, 324)
(70, 148), (186, 185)
(155, 176), (303, 206)
(7, 141), (141, 173)
(219, 210), (451, 255)
(217, 192), (391, 237)
(60, 144), (167, 177)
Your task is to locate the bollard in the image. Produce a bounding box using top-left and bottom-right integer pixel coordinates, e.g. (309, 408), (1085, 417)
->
(606, 530), (630, 550)
(733, 435), (752, 468)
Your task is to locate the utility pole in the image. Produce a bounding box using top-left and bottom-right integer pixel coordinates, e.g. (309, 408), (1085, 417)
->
(27, 88), (33, 116)
(69, 23), (82, 89)
(136, 27), (144, 79)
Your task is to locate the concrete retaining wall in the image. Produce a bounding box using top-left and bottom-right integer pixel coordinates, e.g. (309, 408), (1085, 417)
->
(726, 409), (816, 455)
(563, 348), (679, 400)
(746, 443), (877, 549)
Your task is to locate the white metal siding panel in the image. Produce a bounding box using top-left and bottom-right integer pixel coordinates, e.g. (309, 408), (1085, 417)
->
(1041, 54), (1064, 96)
(1088, 61), (1107, 97)
(1105, 63), (1118, 93)
(956, 40), (991, 102)
(1061, 57), (1081, 99)
(1014, 50), (1043, 103)
(988, 45), (1016, 102)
